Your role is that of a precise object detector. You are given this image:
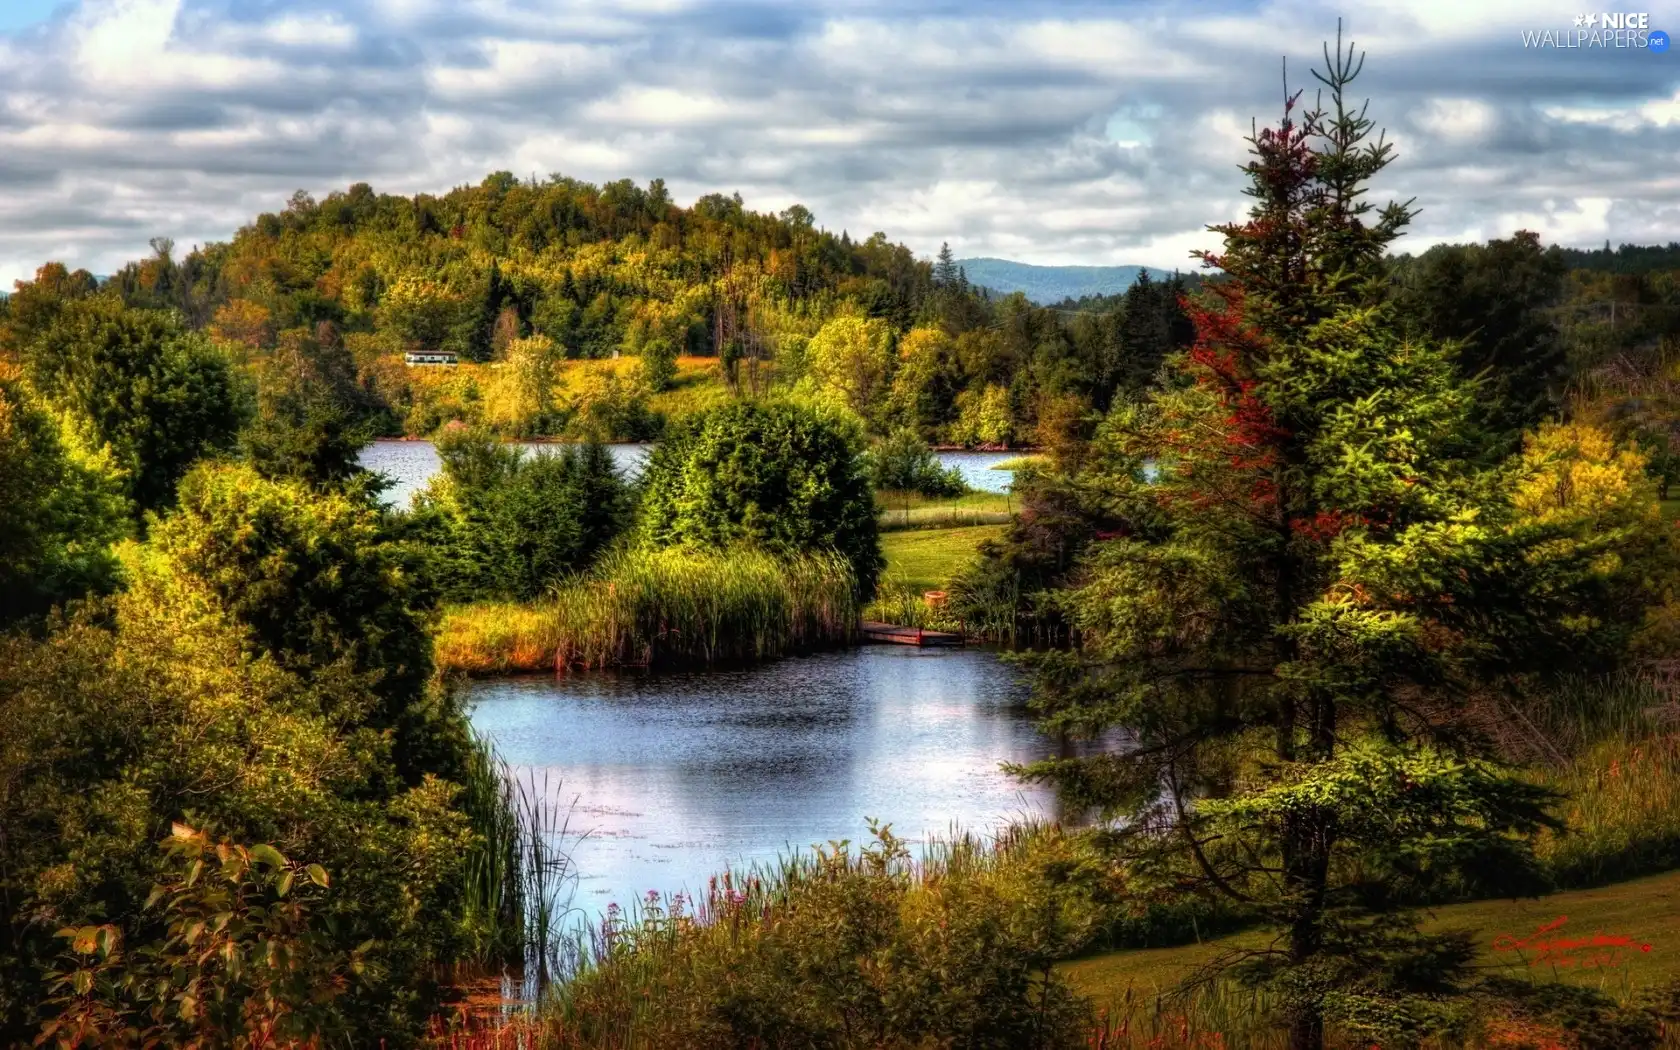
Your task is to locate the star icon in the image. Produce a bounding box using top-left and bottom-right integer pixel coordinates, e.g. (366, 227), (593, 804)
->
(1585, 12), (1599, 26)
(1574, 13), (1586, 26)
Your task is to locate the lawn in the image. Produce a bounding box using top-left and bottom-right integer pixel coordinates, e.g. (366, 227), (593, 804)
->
(876, 489), (1016, 531)
(1061, 867), (1680, 1008)
(878, 524), (1007, 595)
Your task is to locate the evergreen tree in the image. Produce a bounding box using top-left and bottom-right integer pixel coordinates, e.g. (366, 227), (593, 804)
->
(1391, 231), (1568, 449)
(933, 241), (960, 286)
(1016, 31), (1666, 1050)
(1115, 269), (1196, 393)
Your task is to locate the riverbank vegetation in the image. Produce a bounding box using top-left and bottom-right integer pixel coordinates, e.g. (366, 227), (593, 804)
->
(549, 547), (858, 669)
(11, 21), (1680, 1050)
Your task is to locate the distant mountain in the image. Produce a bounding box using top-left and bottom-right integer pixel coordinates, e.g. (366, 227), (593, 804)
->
(955, 258), (1176, 305)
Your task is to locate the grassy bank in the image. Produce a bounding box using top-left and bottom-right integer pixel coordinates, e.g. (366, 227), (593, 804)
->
(439, 525), (1004, 672)
(437, 602), (563, 675)
(1063, 869), (1680, 1048)
(435, 548), (859, 674)
(875, 524), (1006, 595)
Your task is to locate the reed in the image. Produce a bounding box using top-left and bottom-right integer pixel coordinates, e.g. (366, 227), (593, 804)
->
(437, 602), (563, 675)
(459, 734), (581, 979)
(1537, 730), (1680, 888)
(549, 547), (859, 670)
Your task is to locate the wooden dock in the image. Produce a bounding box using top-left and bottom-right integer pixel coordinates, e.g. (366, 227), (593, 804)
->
(859, 621), (965, 648)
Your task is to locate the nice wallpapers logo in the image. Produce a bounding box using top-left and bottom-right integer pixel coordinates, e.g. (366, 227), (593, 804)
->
(1521, 12), (1671, 50)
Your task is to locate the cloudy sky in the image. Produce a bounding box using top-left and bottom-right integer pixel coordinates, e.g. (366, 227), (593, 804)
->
(0, 0), (1677, 285)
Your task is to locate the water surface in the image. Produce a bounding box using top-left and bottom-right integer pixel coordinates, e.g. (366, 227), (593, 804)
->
(465, 647), (1077, 921)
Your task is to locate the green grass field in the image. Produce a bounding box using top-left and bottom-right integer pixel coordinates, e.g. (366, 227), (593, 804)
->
(1061, 868), (1680, 1008)
(877, 524), (1006, 595)
(876, 490), (1015, 531)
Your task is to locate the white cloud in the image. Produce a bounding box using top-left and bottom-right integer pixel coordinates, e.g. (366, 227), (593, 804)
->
(0, 0), (1677, 287)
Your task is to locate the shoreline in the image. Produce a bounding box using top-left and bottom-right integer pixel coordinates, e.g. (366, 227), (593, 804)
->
(373, 434), (1043, 453)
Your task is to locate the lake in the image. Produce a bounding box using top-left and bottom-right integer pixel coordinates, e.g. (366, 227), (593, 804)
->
(464, 647), (1085, 923)
(357, 440), (1023, 508)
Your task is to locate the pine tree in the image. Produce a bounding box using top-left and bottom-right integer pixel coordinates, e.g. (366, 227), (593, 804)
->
(1017, 28), (1665, 1050)
(933, 241), (959, 286)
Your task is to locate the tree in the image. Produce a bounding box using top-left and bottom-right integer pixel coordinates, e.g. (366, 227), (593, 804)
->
(866, 428), (966, 498)
(886, 326), (962, 436)
(639, 401), (884, 597)
(25, 297), (246, 516)
(0, 262), (99, 357)
(1116, 269), (1196, 394)
(1391, 231), (1568, 447)
(243, 324), (385, 486)
(802, 315), (896, 425)
(209, 298), (277, 350)
(933, 241), (960, 286)
(0, 367), (127, 623)
(1014, 32), (1667, 1050)
(415, 426), (628, 602)
(144, 462), (455, 781)
(486, 334), (562, 434)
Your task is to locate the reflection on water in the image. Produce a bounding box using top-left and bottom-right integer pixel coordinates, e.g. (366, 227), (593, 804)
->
(465, 647), (1092, 921)
(357, 440), (1020, 509)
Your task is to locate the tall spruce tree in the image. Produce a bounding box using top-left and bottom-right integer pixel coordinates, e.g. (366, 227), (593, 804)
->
(933, 241), (960, 286)
(1017, 30), (1665, 1050)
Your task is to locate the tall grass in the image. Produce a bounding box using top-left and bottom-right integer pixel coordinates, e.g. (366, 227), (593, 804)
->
(1537, 731), (1680, 888)
(437, 602), (563, 675)
(525, 821), (1099, 1049)
(459, 734), (580, 981)
(550, 547), (859, 669)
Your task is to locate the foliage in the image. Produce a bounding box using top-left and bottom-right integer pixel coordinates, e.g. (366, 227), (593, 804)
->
(549, 546), (859, 669)
(22, 296), (246, 515)
(1011, 35), (1673, 1050)
(638, 400), (884, 597)
(37, 824), (354, 1050)
(0, 366), (128, 624)
(800, 314), (896, 424)
(1391, 231), (1569, 447)
(866, 427), (967, 497)
(143, 462), (454, 779)
(0, 595), (476, 1045)
(243, 323), (387, 486)
(541, 823), (1105, 1050)
(951, 383), (1016, 447)
(413, 426), (630, 604)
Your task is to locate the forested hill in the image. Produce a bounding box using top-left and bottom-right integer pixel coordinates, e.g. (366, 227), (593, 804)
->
(8, 171), (1680, 463)
(2, 171), (1204, 447)
(954, 259), (1175, 304)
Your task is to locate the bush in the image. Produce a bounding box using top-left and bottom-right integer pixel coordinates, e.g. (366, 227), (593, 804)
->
(414, 426), (631, 604)
(542, 823), (1105, 1049)
(867, 427), (967, 498)
(24, 297), (245, 515)
(0, 366), (127, 625)
(37, 824), (357, 1049)
(638, 400), (884, 598)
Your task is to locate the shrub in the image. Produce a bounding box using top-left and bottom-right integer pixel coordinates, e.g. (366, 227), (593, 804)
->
(541, 823), (1104, 1049)
(638, 400), (883, 598)
(37, 824), (356, 1049)
(867, 427), (967, 498)
(414, 427), (630, 604)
